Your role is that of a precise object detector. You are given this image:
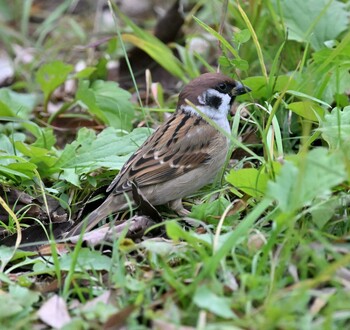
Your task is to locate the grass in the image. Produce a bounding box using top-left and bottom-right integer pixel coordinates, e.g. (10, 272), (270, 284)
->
(0, 0), (350, 328)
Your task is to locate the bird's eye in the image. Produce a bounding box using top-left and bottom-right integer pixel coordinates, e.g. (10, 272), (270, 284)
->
(218, 83), (228, 92)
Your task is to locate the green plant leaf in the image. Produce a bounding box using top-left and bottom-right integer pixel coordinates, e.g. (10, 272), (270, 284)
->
(193, 286), (236, 319)
(266, 148), (347, 213)
(14, 141), (57, 174)
(319, 106), (350, 151)
(73, 66), (96, 79)
(0, 151), (38, 181)
(58, 248), (112, 272)
(286, 90), (331, 108)
(242, 76), (297, 99)
(122, 34), (185, 79)
(92, 80), (134, 130)
(231, 58), (249, 71)
(190, 196), (234, 224)
(31, 128), (56, 149)
(232, 29), (251, 44)
(310, 197), (339, 228)
(0, 164), (30, 179)
(309, 44), (350, 104)
(165, 221), (211, 250)
(76, 80), (135, 130)
(54, 127), (151, 184)
(35, 60), (73, 103)
(0, 134), (25, 156)
(276, 0), (348, 50)
(140, 240), (179, 256)
(0, 89), (37, 119)
(9, 285), (40, 309)
(226, 167), (270, 198)
(116, 8), (185, 79)
(0, 292), (23, 318)
(287, 101), (326, 121)
(61, 168), (81, 187)
(2, 162), (37, 180)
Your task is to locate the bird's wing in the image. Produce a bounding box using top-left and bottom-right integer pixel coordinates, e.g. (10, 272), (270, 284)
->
(107, 111), (221, 194)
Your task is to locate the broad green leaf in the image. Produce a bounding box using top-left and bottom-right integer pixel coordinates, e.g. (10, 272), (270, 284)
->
(165, 220), (194, 242)
(76, 80), (135, 130)
(312, 44), (350, 64)
(32, 128), (56, 149)
(189, 196), (235, 224)
(226, 167), (270, 198)
(9, 285), (40, 309)
(242, 76), (297, 99)
(73, 67), (96, 79)
(0, 293), (23, 318)
(310, 45), (350, 104)
(2, 141), (55, 179)
(275, 0), (348, 50)
(0, 165), (31, 179)
(319, 106), (350, 151)
(218, 56), (231, 68)
(311, 197), (339, 228)
(61, 168), (81, 187)
(266, 148), (347, 213)
(92, 80), (134, 130)
(55, 127), (151, 180)
(287, 101), (326, 121)
(75, 79), (101, 115)
(4, 162), (37, 179)
(0, 133), (25, 155)
(14, 142), (57, 168)
(140, 240), (180, 256)
(0, 150), (38, 180)
(193, 286), (236, 319)
(58, 248), (112, 272)
(166, 221), (211, 249)
(35, 61), (73, 101)
(231, 58), (249, 71)
(0, 89), (37, 119)
(286, 90), (331, 108)
(0, 245), (16, 270)
(125, 275), (146, 292)
(0, 100), (13, 116)
(232, 29), (251, 44)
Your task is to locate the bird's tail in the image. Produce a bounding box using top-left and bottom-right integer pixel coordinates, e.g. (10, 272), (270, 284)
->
(65, 194), (129, 237)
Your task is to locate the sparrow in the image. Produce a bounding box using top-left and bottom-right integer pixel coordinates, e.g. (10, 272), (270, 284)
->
(68, 72), (250, 235)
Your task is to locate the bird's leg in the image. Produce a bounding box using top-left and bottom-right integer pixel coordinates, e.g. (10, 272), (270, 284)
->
(168, 199), (190, 216)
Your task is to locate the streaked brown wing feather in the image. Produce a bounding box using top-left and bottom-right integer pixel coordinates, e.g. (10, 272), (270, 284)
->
(107, 111), (219, 194)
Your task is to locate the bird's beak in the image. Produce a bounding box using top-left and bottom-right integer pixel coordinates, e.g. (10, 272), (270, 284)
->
(232, 82), (251, 96)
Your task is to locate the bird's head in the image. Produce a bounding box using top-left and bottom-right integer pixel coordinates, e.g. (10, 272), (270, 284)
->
(177, 72), (251, 120)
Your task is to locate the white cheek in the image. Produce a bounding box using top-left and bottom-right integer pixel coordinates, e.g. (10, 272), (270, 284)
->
(179, 89), (232, 134)
(218, 93), (232, 114)
(198, 94), (205, 105)
(199, 89), (232, 117)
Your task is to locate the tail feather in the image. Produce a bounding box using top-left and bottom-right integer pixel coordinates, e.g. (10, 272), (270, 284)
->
(65, 194), (129, 237)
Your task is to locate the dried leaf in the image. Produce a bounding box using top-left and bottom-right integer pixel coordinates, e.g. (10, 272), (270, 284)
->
(37, 295), (71, 329)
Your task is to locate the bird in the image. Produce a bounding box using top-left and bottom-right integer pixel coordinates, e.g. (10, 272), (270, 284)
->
(68, 72), (251, 236)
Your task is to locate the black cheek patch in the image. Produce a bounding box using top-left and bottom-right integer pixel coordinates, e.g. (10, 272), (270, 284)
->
(206, 95), (222, 109)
